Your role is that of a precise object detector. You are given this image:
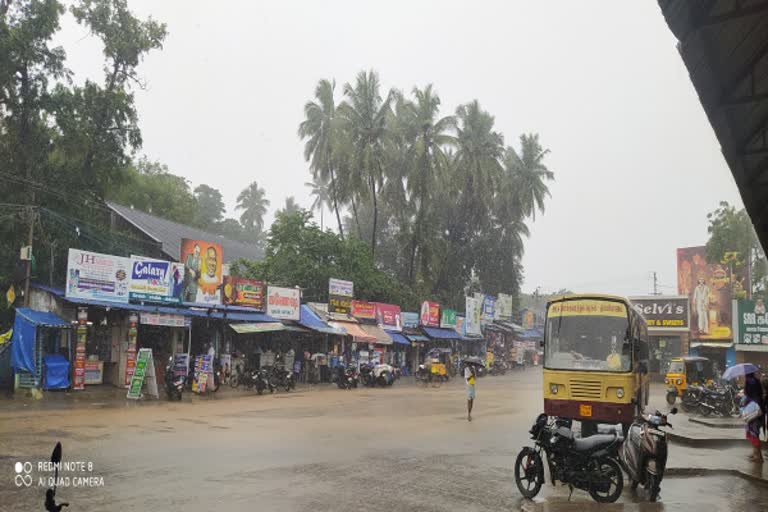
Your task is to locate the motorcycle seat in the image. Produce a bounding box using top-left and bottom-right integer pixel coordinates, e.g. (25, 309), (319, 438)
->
(572, 434), (617, 452)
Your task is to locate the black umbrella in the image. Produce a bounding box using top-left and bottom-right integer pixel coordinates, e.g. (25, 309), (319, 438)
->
(463, 356), (484, 367)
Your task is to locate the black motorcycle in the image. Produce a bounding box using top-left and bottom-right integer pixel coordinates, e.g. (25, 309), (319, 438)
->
(620, 408), (677, 502)
(164, 357), (184, 401)
(679, 385), (705, 413)
(698, 384), (738, 417)
(336, 365), (359, 389)
(255, 368), (275, 395)
(359, 363), (376, 387)
(514, 414), (624, 503)
(270, 366), (296, 392)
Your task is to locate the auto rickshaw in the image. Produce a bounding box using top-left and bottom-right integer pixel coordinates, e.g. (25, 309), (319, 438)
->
(665, 356), (715, 405)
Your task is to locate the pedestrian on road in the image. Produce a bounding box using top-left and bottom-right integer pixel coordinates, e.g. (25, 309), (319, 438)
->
(465, 363), (476, 422)
(743, 371), (764, 463)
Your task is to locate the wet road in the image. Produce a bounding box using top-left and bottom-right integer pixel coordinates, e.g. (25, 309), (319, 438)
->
(1, 369), (767, 511)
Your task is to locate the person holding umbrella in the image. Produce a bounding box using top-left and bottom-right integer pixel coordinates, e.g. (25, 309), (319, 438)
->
(724, 363), (764, 462)
(463, 357), (482, 422)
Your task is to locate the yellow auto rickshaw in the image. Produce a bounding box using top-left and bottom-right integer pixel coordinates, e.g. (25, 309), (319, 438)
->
(665, 356), (715, 405)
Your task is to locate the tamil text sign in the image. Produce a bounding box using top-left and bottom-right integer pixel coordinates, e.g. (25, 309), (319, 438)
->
(352, 300), (376, 320)
(375, 303), (402, 331)
(222, 277), (265, 310)
(736, 298), (768, 345)
(267, 286), (300, 320)
(329, 278), (353, 315)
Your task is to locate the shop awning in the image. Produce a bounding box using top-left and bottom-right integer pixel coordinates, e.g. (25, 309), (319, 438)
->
(328, 320), (376, 342)
(690, 342), (734, 348)
(299, 305), (345, 335)
(230, 322), (285, 334)
(358, 323), (392, 345)
(422, 327), (462, 340)
(385, 330), (410, 345)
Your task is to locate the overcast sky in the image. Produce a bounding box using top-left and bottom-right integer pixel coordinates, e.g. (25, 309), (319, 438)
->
(55, 1), (744, 298)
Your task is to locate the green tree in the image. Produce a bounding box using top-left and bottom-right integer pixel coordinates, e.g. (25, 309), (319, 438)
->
(278, 196), (301, 217)
(306, 176), (330, 230)
(298, 78), (345, 238)
(236, 181), (270, 234)
(505, 134), (553, 221)
(339, 70), (393, 256)
(193, 184), (225, 228)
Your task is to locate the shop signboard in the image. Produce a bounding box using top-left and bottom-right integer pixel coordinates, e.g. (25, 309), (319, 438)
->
(352, 300), (376, 320)
(66, 249), (131, 303)
(139, 312), (187, 328)
(375, 303), (402, 331)
(129, 257), (184, 304)
(482, 295), (495, 322)
(735, 298), (768, 345)
(127, 348), (157, 399)
(192, 355), (212, 393)
(329, 278), (353, 315)
(455, 316), (465, 336)
(402, 312), (419, 329)
(222, 277), (265, 310)
(629, 296), (689, 331)
(677, 246), (732, 340)
(173, 353), (190, 377)
(267, 286), (301, 320)
(420, 301), (440, 327)
(440, 308), (457, 328)
(496, 293), (513, 321)
(180, 238), (223, 305)
(465, 296), (482, 335)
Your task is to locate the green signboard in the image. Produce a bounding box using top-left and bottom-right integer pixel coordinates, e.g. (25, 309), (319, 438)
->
(440, 308), (457, 328)
(736, 298), (768, 345)
(127, 348), (151, 399)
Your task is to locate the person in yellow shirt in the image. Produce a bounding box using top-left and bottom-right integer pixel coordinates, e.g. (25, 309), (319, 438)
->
(465, 363), (476, 422)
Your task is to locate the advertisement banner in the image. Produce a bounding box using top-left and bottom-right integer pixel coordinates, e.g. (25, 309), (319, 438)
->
(180, 238), (223, 305)
(465, 296), (482, 335)
(129, 257), (184, 304)
(420, 301), (440, 327)
(267, 286), (301, 320)
(496, 293), (514, 321)
(677, 246), (732, 340)
(629, 296), (689, 331)
(66, 249), (131, 303)
(173, 353), (190, 377)
(351, 300), (376, 320)
(140, 312), (187, 328)
(440, 308), (457, 328)
(736, 298), (768, 345)
(329, 278), (353, 315)
(402, 312), (419, 329)
(523, 310), (535, 330)
(375, 303), (402, 331)
(482, 295), (495, 322)
(222, 276), (265, 310)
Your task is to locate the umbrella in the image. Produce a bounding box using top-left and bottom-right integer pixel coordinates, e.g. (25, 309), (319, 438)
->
(463, 356), (484, 367)
(722, 363), (760, 381)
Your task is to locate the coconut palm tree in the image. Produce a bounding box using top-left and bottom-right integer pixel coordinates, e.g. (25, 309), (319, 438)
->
(280, 196), (301, 217)
(305, 177), (331, 230)
(338, 70), (393, 257)
(505, 133), (553, 221)
(298, 78), (345, 238)
(406, 84), (456, 282)
(236, 181), (270, 234)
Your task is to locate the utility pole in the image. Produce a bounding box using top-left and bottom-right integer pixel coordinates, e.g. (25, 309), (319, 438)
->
(23, 202), (35, 307)
(652, 272), (659, 296)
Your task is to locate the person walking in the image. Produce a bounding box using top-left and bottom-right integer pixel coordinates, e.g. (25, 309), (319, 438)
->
(465, 362), (476, 422)
(744, 371), (764, 462)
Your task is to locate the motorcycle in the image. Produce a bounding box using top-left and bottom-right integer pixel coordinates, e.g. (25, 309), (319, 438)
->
(255, 368), (275, 395)
(359, 363), (376, 387)
(698, 384), (738, 417)
(514, 414), (624, 503)
(489, 361), (507, 376)
(45, 442), (68, 511)
(270, 366), (296, 392)
(336, 365), (359, 389)
(679, 385), (705, 413)
(211, 360), (222, 392)
(164, 356), (185, 401)
(620, 408), (677, 502)
(373, 364), (395, 387)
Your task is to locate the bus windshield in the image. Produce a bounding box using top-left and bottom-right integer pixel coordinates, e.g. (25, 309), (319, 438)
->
(545, 300), (631, 373)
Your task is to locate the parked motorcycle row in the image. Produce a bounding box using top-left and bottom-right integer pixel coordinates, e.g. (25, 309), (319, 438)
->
(334, 363), (398, 389)
(670, 382), (740, 418)
(228, 363), (296, 394)
(515, 408), (677, 503)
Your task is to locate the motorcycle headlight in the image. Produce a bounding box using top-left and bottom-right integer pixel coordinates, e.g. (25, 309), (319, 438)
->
(616, 388), (625, 399)
(549, 383), (559, 395)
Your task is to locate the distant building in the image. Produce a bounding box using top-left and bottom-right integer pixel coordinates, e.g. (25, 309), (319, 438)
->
(107, 202), (263, 263)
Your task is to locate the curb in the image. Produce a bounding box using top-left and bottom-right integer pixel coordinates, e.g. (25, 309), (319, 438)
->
(667, 431), (768, 448)
(666, 466), (768, 486)
(689, 417), (742, 429)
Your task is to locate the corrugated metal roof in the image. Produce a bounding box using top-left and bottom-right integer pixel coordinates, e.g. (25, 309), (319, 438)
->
(107, 201), (263, 263)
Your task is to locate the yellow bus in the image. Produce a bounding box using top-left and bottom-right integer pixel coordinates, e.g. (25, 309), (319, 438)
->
(542, 294), (650, 435)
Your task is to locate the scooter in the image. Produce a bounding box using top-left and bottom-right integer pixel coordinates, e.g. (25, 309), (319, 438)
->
(373, 364), (394, 387)
(45, 442), (68, 511)
(164, 356), (185, 401)
(255, 368), (275, 395)
(620, 407), (677, 502)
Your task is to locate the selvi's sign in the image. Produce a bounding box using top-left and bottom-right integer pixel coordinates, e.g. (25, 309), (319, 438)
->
(629, 296), (689, 331)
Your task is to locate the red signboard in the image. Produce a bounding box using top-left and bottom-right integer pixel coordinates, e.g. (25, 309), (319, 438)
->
(352, 300), (376, 319)
(374, 303), (402, 331)
(222, 276), (265, 310)
(420, 301), (440, 327)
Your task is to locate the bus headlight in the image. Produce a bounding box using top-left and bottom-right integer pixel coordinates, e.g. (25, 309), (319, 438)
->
(616, 388), (625, 399)
(549, 383), (559, 395)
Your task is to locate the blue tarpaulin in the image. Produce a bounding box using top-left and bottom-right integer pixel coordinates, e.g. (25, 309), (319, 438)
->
(11, 308), (70, 373)
(299, 305), (345, 335)
(43, 354), (70, 389)
(422, 327), (461, 340)
(385, 330), (410, 345)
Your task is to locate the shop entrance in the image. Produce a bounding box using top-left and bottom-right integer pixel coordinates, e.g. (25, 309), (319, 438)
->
(649, 336), (681, 375)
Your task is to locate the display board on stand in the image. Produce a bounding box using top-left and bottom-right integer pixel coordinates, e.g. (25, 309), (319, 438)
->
(127, 348), (159, 399)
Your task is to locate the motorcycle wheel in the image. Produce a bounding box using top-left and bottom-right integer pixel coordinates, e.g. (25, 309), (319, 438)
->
(588, 457), (624, 503)
(647, 473), (659, 502)
(213, 379), (220, 393)
(680, 399), (693, 413)
(230, 375), (240, 389)
(698, 403), (712, 417)
(514, 447), (544, 499)
(666, 392), (677, 405)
